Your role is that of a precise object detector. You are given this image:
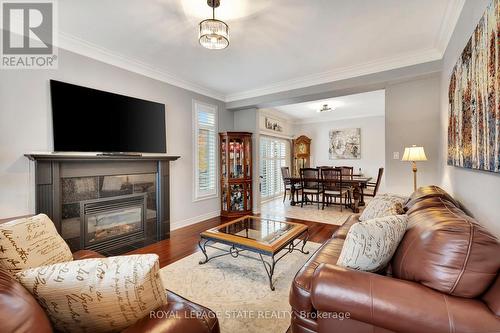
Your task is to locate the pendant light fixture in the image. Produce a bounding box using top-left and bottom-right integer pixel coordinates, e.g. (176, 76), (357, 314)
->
(199, 0), (229, 50)
(318, 104), (335, 113)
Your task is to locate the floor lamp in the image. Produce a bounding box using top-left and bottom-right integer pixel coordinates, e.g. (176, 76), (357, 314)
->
(402, 145), (427, 191)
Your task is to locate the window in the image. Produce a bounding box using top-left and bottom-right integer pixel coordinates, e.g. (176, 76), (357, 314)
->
(193, 101), (217, 200)
(260, 136), (289, 200)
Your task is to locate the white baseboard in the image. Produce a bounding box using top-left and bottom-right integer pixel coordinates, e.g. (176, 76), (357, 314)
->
(170, 210), (220, 231)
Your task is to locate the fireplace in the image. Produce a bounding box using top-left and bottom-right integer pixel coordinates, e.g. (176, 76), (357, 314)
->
(25, 153), (180, 255)
(60, 173), (158, 253)
(82, 193), (147, 252)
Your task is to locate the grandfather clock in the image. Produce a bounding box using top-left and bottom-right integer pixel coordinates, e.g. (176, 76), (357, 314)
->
(293, 135), (311, 176)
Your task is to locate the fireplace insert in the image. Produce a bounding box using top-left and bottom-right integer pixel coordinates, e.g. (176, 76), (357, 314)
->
(81, 193), (147, 252)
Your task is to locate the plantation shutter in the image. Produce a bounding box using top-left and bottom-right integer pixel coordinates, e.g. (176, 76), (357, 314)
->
(194, 102), (217, 199)
(260, 136), (288, 200)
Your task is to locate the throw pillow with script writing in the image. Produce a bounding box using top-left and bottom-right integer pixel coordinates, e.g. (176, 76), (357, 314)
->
(0, 214), (73, 275)
(16, 254), (168, 333)
(337, 215), (408, 272)
(359, 193), (407, 222)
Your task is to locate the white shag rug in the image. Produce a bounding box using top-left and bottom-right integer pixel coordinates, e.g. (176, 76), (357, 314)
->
(159, 242), (322, 333)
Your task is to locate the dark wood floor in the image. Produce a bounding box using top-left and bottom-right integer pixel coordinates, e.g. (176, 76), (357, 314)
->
(128, 215), (339, 268)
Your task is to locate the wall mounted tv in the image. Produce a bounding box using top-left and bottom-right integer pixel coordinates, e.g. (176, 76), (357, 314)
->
(50, 80), (166, 153)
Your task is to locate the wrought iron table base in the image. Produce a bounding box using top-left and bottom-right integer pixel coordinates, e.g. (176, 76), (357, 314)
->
(198, 231), (310, 291)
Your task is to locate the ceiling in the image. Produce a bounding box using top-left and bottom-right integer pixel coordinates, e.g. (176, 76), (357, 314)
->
(57, 0), (464, 101)
(270, 90), (385, 123)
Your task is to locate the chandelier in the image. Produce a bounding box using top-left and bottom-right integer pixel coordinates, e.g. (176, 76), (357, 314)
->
(199, 0), (229, 50)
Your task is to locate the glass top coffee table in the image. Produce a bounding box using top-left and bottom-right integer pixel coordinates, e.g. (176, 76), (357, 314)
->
(198, 216), (309, 290)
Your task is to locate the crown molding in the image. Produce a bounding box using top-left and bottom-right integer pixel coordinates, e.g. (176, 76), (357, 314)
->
(58, 5), (460, 106)
(434, 0), (466, 55)
(259, 108), (295, 121)
(57, 31), (443, 104)
(292, 113), (385, 126)
(224, 48), (442, 102)
(57, 32), (226, 101)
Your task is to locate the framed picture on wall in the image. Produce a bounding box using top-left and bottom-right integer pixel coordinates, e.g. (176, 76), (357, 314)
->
(264, 116), (283, 133)
(329, 128), (361, 159)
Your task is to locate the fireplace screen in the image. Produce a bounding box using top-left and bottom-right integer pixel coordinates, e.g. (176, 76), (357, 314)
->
(82, 193), (146, 249)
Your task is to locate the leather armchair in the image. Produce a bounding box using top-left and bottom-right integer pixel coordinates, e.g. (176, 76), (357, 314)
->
(0, 249), (220, 333)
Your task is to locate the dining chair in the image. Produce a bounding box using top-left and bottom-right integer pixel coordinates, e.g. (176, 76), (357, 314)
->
(321, 168), (350, 211)
(364, 167), (384, 198)
(339, 166), (354, 180)
(338, 166), (354, 207)
(281, 166), (301, 202)
(300, 168), (322, 209)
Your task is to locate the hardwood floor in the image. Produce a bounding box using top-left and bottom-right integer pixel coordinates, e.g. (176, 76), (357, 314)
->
(128, 215), (339, 268)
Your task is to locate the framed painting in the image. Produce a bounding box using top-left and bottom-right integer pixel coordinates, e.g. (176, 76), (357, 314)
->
(329, 128), (361, 160)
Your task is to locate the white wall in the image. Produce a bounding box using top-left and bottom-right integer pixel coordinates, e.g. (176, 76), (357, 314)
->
(440, 0), (500, 237)
(0, 48), (232, 229)
(233, 108), (261, 213)
(292, 116), (385, 183)
(385, 74), (442, 195)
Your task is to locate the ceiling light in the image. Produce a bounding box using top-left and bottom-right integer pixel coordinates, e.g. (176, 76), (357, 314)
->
(317, 104), (335, 113)
(199, 0), (229, 50)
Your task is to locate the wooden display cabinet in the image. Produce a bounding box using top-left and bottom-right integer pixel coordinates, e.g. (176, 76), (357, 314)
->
(219, 132), (253, 217)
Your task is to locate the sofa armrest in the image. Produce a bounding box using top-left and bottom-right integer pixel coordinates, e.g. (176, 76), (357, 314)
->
(122, 290), (220, 333)
(72, 250), (105, 260)
(310, 264), (500, 333)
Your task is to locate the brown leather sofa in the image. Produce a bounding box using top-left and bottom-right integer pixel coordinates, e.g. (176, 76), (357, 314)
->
(290, 186), (500, 333)
(0, 249), (220, 333)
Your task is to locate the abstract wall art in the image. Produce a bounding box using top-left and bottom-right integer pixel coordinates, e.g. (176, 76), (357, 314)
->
(448, 0), (499, 173)
(329, 128), (361, 159)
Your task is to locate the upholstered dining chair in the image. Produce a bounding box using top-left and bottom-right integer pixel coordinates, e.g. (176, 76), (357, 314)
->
(321, 168), (350, 211)
(281, 166), (301, 202)
(364, 167), (384, 198)
(300, 168), (322, 209)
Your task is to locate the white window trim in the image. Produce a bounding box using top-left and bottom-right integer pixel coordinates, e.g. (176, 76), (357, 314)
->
(193, 100), (218, 202)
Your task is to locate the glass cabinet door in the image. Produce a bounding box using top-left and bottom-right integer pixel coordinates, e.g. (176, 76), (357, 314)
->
(244, 137), (251, 179)
(221, 137), (227, 180)
(221, 184), (228, 211)
(229, 138), (244, 179)
(245, 183), (252, 211)
(230, 184), (245, 211)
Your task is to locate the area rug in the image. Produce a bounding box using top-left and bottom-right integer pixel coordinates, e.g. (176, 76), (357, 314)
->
(159, 242), (322, 333)
(260, 198), (355, 226)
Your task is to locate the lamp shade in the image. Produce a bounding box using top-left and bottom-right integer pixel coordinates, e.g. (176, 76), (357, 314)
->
(402, 145), (427, 162)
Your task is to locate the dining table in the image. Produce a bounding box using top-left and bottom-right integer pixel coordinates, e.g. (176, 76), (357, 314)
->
(284, 175), (372, 213)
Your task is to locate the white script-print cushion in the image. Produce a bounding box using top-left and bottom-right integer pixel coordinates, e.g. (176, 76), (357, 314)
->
(16, 254), (167, 333)
(359, 193), (407, 221)
(337, 215), (408, 272)
(0, 214), (73, 275)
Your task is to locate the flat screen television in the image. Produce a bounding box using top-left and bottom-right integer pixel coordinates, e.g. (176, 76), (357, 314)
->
(50, 80), (166, 153)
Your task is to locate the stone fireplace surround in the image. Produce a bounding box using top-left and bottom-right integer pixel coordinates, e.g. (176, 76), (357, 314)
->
(25, 153), (180, 255)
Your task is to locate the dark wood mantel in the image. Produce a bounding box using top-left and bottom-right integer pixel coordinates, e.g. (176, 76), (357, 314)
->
(25, 152), (180, 162)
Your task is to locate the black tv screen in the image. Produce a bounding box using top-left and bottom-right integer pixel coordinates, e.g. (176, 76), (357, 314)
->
(50, 80), (166, 153)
